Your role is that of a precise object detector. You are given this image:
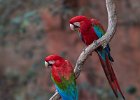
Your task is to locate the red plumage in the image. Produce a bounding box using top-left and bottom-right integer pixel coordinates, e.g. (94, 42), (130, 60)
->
(45, 55), (78, 100)
(98, 53), (125, 99)
(70, 16), (98, 45)
(69, 16), (125, 99)
(45, 55), (73, 83)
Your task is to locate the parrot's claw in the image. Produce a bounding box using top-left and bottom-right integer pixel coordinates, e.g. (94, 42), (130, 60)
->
(93, 40), (98, 45)
(102, 40), (107, 48)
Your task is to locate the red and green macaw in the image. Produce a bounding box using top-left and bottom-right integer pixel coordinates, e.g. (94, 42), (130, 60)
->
(45, 55), (78, 100)
(69, 16), (125, 99)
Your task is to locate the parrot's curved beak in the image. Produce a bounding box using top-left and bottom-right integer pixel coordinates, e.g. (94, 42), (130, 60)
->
(70, 24), (74, 30)
(70, 23), (80, 32)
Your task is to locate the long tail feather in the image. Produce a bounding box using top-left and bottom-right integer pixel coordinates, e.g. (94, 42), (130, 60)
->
(97, 53), (125, 99)
(106, 55), (125, 99)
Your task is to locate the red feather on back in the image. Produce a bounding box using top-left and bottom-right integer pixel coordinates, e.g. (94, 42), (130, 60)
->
(91, 18), (105, 32)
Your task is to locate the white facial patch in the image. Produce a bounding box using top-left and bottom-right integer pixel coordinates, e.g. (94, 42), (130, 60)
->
(74, 22), (80, 27)
(70, 24), (74, 30)
(48, 61), (55, 65)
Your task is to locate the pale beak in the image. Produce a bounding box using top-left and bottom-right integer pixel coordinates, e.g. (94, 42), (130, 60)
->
(45, 61), (49, 67)
(70, 24), (74, 30)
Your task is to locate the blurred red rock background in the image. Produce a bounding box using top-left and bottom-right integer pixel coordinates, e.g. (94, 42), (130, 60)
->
(0, 0), (140, 100)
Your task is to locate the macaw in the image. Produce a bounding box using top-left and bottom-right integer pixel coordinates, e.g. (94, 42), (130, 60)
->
(69, 16), (125, 99)
(45, 55), (78, 100)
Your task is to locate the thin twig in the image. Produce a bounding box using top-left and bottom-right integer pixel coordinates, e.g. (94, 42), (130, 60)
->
(49, 0), (117, 99)
(49, 91), (61, 100)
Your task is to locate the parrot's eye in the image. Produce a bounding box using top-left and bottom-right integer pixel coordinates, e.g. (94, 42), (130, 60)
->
(48, 61), (55, 65)
(74, 25), (79, 28)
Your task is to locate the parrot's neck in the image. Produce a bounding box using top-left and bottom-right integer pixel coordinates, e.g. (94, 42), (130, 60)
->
(80, 20), (92, 34)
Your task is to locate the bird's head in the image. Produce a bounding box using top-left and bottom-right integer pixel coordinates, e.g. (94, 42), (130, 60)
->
(69, 15), (88, 31)
(45, 55), (64, 68)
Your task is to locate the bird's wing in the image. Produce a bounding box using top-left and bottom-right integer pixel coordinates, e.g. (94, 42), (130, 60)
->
(92, 19), (111, 52)
(54, 74), (77, 100)
(92, 19), (114, 61)
(91, 19), (105, 38)
(52, 61), (78, 100)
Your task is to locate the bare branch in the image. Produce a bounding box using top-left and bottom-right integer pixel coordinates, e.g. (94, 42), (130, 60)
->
(49, 0), (117, 99)
(49, 91), (61, 100)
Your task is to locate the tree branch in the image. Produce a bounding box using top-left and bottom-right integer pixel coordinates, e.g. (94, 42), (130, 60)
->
(49, 0), (117, 99)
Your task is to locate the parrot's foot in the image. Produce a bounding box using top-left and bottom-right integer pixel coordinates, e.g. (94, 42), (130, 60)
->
(82, 48), (92, 56)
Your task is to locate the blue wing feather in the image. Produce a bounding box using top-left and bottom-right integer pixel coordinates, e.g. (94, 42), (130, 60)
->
(93, 26), (114, 62)
(93, 26), (104, 38)
(55, 82), (78, 100)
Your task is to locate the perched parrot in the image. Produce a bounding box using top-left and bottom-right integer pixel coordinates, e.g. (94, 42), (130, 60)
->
(45, 55), (78, 100)
(69, 16), (125, 99)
